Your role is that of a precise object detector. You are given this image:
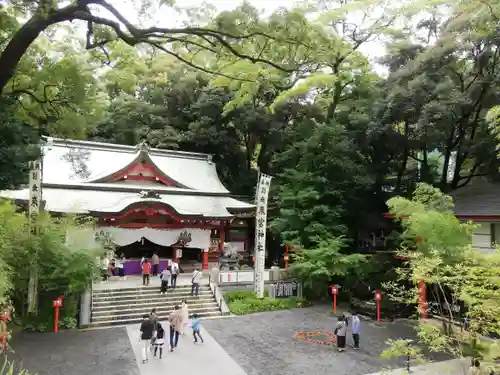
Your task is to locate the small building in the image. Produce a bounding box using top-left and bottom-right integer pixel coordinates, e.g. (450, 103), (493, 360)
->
(452, 182), (500, 252)
(0, 137), (255, 273)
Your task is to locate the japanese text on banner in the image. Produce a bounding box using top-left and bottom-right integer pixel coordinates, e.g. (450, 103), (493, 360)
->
(254, 173), (272, 298)
(28, 160), (42, 222)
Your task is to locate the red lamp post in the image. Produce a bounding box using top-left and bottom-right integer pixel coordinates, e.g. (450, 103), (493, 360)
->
(52, 297), (64, 333)
(284, 244), (290, 270)
(0, 311), (10, 353)
(330, 285), (338, 313)
(375, 290), (382, 324)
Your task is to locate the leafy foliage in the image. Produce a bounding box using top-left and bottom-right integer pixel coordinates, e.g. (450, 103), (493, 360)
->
(224, 290), (310, 315)
(0, 201), (103, 333)
(382, 184), (500, 371)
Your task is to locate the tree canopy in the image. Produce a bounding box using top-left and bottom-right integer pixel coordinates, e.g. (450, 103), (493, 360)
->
(1, 0), (500, 266)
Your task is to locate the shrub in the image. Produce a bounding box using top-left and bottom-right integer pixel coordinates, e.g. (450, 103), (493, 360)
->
(224, 290), (310, 315)
(1, 359), (33, 375)
(0, 201), (104, 333)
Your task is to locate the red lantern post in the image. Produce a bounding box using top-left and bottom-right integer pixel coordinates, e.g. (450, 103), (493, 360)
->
(375, 290), (382, 324)
(52, 297), (64, 333)
(0, 311), (10, 353)
(284, 244), (290, 270)
(330, 286), (338, 313)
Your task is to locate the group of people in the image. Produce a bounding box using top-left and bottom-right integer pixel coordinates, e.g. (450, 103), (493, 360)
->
(333, 312), (361, 352)
(139, 301), (204, 363)
(140, 254), (180, 287)
(99, 253), (126, 281)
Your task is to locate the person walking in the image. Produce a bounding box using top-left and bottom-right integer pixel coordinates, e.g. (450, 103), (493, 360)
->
(168, 305), (183, 352)
(153, 323), (166, 359)
(139, 314), (155, 364)
(191, 313), (204, 344)
(334, 314), (347, 352)
(142, 258), (151, 286)
(191, 268), (202, 297)
(149, 308), (159, 348)
(170, 260), (179, 289)
(152, 253), (160, 277)
(160, 268), (170, 294)
(181, 299), (189, 335)
(351, 312), (361, 350)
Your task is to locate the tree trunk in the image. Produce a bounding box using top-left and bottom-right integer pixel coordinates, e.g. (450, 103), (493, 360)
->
(0, 18), (54, 94)
(0, 3), (80, 95)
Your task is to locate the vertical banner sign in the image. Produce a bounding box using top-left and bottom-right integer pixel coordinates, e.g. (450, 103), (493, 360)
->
(254, 173), (272, 298)
(27, 159), (42, 313)
(253, 173), (260, 292)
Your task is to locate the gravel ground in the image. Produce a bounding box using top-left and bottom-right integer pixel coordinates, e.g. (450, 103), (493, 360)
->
(2, 327), (139, 375)
(202, 306), (445, 375)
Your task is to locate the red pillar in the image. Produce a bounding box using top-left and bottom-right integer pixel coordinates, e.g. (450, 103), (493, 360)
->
(202, 249), (209, 270)
(418, 279), (428, 319)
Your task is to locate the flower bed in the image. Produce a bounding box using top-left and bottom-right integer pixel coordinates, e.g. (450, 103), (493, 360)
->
(295, 330), (337, 345)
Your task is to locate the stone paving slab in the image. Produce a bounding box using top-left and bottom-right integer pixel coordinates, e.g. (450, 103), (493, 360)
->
(201, 306), (448, 375)
(126, 322), (247, 375)
(2, 327), (139, 375)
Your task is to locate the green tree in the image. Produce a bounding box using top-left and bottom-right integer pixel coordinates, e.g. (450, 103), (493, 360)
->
(0, 98), (40, 190)
(270, 121), (373, 248)
(0, 0), (303, 97)
(382, 183), (500, 372)
(0, 201), (103, 332)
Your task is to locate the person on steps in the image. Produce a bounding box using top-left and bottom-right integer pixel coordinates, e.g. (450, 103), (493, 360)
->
(139, 314), (155, 364)
(153, 323), (166, 359)
(160, 268), (170, 295)
(142, 259), (151, 286)
(191, 268), (202, 297)
(170, 260), (179, 289)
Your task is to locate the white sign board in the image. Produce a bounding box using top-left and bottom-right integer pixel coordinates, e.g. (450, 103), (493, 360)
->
(254, 173), (272, 298)
(28, 159), (42, 223)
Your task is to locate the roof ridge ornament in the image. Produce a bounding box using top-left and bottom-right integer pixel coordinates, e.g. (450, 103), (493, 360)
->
(136, 141), (150, 153)
(207, 154), (213, 165)
(140, 190), (161, 199)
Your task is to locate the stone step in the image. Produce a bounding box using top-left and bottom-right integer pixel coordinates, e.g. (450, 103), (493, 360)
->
(93, 302), (219, 317)
(91, 306), (220, 323)
(93, 296), (215, 309)
(87, 310), (220, 328)
(92, 290), (213, 303)
(92, 285), (211, 296)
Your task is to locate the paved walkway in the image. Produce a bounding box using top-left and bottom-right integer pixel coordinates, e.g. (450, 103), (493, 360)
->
(126, 322), (247, 375)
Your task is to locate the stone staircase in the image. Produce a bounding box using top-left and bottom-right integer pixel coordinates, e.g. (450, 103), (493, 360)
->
(88, 283), (222, 327)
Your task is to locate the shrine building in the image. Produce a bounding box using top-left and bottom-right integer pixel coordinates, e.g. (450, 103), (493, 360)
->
(0, 137), (255, 274)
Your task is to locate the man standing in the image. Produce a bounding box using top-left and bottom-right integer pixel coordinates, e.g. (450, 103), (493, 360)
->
(170, 260), (179, 289)
(142, 259), (151, 286)
(152, 253), (160, 276)
(139, 314), (155, 363)
(191, 268), (202, 297)
(168, 305), (183, 352)
(351, 312), (361, 350)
